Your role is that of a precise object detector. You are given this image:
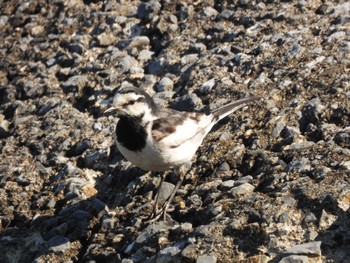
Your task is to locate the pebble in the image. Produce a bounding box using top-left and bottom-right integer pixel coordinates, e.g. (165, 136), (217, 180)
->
(203, 7), (219, 18)
(156, 77), (174, 92)
(279, 255), (308, 263)
(128, 36), (150, 49)
(2, 1), (350, 262)
(220, 180), (235, 190)
(97, 32), (117, 46)
(197, 255), (217, 263)
(282, 241), (322, 257)
(46, 235), (70, 253)
(157, 182), (175, 206)
(230, 183), (255, 197)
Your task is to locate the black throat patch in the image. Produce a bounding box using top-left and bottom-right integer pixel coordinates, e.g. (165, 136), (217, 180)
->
(116, 115), (147, 152)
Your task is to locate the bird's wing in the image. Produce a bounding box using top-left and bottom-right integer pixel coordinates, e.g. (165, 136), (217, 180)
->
(151, 109), (214, 148)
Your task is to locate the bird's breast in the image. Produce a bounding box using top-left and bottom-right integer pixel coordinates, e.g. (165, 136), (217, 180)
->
(115, 116), (147, 152)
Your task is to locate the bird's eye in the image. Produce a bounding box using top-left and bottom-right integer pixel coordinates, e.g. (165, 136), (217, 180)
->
(129, 100), (136, 105)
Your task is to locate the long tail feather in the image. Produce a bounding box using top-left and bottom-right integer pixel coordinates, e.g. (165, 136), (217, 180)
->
(211, 95), (260, 121)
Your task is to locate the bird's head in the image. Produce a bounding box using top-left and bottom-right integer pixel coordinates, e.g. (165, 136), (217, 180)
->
(105, 87), (156, 119)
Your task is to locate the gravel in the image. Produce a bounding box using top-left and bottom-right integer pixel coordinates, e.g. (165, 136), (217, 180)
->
(1, 0), (350, 262)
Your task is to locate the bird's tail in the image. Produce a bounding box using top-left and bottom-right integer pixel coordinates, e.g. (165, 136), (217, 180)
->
(211, 95), (260, 121)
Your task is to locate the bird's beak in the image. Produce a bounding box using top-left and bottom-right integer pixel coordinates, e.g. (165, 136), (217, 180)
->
(104, 106), (119, 114)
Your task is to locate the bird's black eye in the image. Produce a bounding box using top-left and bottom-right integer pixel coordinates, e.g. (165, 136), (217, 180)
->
(129, 100), (136, 105)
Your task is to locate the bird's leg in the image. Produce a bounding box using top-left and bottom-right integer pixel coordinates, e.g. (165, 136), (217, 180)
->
(162, 162), (191, 221)
(145, 163), (191, 223)
(151, 173), (165, 217)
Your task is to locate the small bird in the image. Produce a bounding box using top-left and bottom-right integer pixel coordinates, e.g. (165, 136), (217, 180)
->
(105, 86), (260, 221)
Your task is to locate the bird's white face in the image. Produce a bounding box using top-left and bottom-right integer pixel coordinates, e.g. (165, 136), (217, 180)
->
(105, 88), (156, 120)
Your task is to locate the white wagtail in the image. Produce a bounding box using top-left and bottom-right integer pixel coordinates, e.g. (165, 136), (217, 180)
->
(105, 86), (260, 221)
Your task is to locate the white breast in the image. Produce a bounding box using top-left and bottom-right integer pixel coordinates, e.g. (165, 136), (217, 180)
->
(116, 114), (215, 172)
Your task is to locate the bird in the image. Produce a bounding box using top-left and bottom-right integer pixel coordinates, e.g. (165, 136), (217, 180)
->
(105, 86), (260, 221)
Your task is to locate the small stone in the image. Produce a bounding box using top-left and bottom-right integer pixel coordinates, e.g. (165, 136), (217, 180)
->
(204, 7), (219, 18)
(158, 182), (175, 206)
(282, 241), (322, 257)
(181, 244), (198, 260)
(101, 216), (115, 231)
(319, 209), (337, 230)
(180, 222), (193, 233)
(91, 197), (109, 218)
(220, 180), (235, 190)
(197, 255), (217, 263)
(218, 162), (230, 171)
(97, 32), (117, 46)
(137, 0), (161, 20)
(30, 25), (45, 36)
(181, 54), (198, 66)
(46, 198), (56, 209)
(62, 75), (88, 91)
(128, 36), (150, 49)
(46, 235), (70, 253)
(310, 166), (331, 181)
(218, 9), (234, 19)
(157, 242), (185, 263)
(286, 158), (311, 173)
(198, 79), (215, 94)
(171, 93), (202, 111)
(138, 50), (154, 61)
(156, 77), (174, 92)
(279, 255), (308, 263)
(119, 55), (138, 73)
(303, 212), (317, 225)
(230, 183), (255, 197)
(135, 222), (169, 245)
(0, 15), (8, 28)
(272, 122), (286, 138)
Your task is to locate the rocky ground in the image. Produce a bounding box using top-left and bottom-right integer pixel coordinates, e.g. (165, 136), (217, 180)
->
(0, 0), (350, 262)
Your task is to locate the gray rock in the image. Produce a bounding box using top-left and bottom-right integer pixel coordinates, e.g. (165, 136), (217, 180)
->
(204, 7), (219, 18)
(156, 242), (186, 263)
(220, 180), (235, 190)
(158, 182), (175, 206)
(138, 49), (154, 61)
(286, 158), (311, 173)
(68, 43), (84, 54)
(272, 122), (286, 138)
(282, 241), (322, 256)
(97, 32), (117, 46)
(91, 197), (109, 218)
(0, 15), (8, 28)
(218, 9), (234, 19)
(197, 255), (217, 263)
(181, 54), (198, 67)
(334, 132), (350, 147)
(187, 194), (203, 208)
(230, 183), (255, 196)
(171, 93), (202, 111)
(181, 243), (198, 260)
(101, 216), (115, 231)
(279, 255), (308, 263)
(198, 79), (215, 95)
(135, 222), (169, 245)
(119, 55), (138, 73)
(62, 75), (88, 90)
(156, 77), (174, 92)
(137, 0), (161, 20)
(287, 141), (315, 150)
(180, 222), (193, 233)
(128, 36), (150, 49)
(218, 162), (230, 171)
(303, 212), (317, 225)
(46, 235), (70, 253)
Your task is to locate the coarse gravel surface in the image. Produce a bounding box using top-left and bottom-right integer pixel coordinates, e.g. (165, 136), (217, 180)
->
(0, 0), (350, 262)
